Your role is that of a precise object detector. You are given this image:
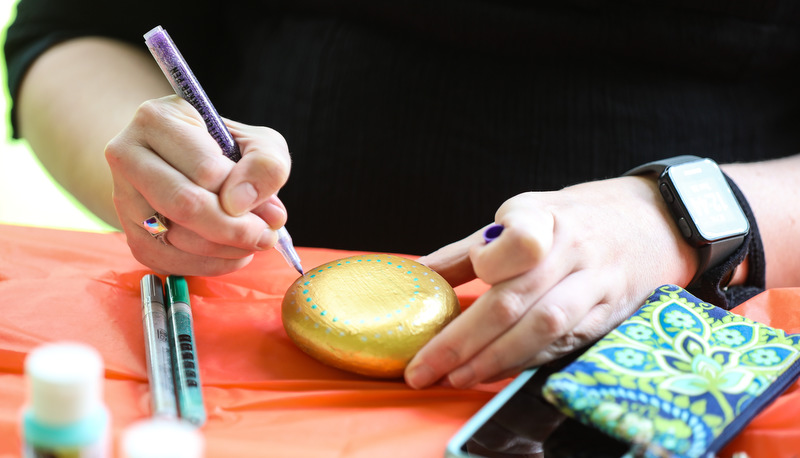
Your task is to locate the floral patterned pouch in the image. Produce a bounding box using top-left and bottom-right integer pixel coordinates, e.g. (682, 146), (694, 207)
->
(542, 284), (800, 458)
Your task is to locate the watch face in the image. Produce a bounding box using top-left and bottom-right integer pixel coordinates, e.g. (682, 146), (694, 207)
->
(666, 159), (749, 241)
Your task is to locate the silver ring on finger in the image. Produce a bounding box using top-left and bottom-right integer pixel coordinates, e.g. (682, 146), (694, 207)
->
(142, 212), (170, 246)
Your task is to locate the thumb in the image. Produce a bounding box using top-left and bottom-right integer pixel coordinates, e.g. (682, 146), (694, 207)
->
(220, 150), (290, 217)
(220, 121), (291, 216)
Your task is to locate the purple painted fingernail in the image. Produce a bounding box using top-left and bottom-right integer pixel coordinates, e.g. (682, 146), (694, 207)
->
(483, 224), (504, 244)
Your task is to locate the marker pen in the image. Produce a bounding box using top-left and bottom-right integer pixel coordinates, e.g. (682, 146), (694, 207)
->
(144, 25), (304, 274)
(139, 274), (178, 418)
(164, 276), (206, 427)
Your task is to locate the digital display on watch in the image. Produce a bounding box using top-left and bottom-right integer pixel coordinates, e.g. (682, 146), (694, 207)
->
(666, 159), (749, 241)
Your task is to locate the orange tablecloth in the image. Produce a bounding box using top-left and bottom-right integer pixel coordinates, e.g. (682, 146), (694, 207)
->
(0, 224), (798, 457)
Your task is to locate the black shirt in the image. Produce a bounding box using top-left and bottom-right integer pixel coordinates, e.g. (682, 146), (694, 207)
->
(6, 0), (800, 254)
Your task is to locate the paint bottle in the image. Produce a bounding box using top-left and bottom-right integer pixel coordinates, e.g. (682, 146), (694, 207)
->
(21, 342), (110, 457)
(119, 417), (204, 458)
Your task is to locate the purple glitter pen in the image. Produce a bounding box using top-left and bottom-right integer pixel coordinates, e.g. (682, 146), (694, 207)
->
(144, 26), (240, 162)
(144, 25), (304, 274)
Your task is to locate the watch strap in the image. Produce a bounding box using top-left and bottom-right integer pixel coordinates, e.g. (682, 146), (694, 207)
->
(690, 236), (744, 289)
(624, 156), (758, 309)
(693, 174), (766, 310)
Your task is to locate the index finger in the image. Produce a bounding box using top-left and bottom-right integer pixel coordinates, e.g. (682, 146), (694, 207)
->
(129, 96), (234, 193)
(404, 266), (557, 389)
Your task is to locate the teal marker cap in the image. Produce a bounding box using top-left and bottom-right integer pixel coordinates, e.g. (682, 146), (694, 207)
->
(165, 276), (190, 305)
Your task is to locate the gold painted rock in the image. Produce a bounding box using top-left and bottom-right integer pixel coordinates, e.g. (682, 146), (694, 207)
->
(282, 254), (460, 378)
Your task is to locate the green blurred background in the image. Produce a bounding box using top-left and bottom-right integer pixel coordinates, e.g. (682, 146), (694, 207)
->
(1, 0), (113, 232)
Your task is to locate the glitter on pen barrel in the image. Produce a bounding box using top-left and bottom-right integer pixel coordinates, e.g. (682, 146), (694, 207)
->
(143, 26), (239, 161)
(144, 25), (303, 274)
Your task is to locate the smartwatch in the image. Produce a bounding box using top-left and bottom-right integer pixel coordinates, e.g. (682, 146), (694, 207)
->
(624, 155), (750, 288)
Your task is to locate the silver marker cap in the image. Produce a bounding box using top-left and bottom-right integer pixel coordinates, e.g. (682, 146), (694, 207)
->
(140, 274), (164, 306)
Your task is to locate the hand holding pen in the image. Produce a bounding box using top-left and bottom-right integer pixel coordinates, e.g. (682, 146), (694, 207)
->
(105, 26), (302, 276)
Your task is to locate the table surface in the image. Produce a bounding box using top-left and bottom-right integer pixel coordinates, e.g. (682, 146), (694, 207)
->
(0, 224), (797, 457)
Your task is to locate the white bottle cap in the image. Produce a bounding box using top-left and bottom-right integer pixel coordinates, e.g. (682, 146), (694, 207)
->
(25, 342), (104, 426)
(120, 418), (205, 458)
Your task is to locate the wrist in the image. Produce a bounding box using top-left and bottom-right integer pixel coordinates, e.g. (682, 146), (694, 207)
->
(625, 175), (699, 287)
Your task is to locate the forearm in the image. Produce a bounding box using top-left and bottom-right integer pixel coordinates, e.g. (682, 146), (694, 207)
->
(722, 155), (800, 288)
(17, 37), (172, 228)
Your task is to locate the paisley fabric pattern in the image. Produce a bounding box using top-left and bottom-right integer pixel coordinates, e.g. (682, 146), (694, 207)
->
(542, 285), (800, 458)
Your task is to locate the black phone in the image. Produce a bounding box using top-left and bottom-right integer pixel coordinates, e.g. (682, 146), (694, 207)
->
(445, 361), (630, 458)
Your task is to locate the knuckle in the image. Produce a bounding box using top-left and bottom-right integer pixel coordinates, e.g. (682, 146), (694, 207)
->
(214, 213), (265, 248)
(533, 342), (575, 365)
(104, 137), (124, 165)
(133, 99), (167, 128)
(535, 300), (572, 339)
(262, 154), (290, 187)
(135, 97), (203, 133)
(516, 230), (545, 258)
(166, 185), (207, 222)
(262, 126), (289, 150)
(550, 332), (583, 355)
(191, 155), (227, 189)
(479, 346), (507, 376)
(104, 132), (140, 169)
(418, 338), (465, 368)
(256, 127), (291, 166)
(439, 345), (465, 367)
(491, 290), (527, 328)
(227, 222), (259, 247)
(418, 345), (466, 378)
